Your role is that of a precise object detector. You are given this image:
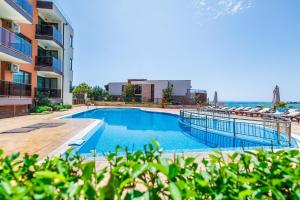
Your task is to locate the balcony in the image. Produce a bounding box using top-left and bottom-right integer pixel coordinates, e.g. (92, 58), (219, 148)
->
(36, 24), (63, 48)
(0, 27), (32, 64)
(35, 56), (62, 75)
(37, 0), (71, 25)
(0, 80), (31, 97)
(35, 88), (61, 98)
(0, 0), (33, 24)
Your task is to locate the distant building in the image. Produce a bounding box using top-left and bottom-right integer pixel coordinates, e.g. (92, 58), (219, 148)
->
(105, 79), (207, 105)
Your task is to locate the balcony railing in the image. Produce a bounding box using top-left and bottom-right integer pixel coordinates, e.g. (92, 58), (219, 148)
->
(0, 27), (32, 57)
(36, 24), (62, 45)
(35, 88), (61, 98)
(0, 80), (31, 97)
(36, 56), (62, 74)
(13, 0), (33, 17)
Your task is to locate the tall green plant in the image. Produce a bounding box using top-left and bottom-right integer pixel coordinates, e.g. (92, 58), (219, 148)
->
(163, 82), (173, 103)
(35, 92), (51, 106)
(72, 83), (92, 96)
(90, 86), (110, 101)
(122, 83), (136, 102)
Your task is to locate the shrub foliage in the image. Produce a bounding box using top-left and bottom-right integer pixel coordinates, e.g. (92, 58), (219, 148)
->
(0, 141), (299, 199)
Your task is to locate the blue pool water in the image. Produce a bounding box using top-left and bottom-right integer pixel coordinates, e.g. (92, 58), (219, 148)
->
(67, 108), (295, 155)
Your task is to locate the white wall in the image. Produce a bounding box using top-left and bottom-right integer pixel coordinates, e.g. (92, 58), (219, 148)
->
(62, 23), (73, 105)
(108, 82), (126, 96)
(107, 80), (192, 99)
(169, 80), (191, 96)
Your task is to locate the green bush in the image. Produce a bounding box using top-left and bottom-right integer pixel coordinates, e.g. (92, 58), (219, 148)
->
(51, 104), (65, 111)
(30, 106), (51, 113)
(0, 140), (299, 199)
(35, 92), (51, 106)
(63, 104), (72, 109)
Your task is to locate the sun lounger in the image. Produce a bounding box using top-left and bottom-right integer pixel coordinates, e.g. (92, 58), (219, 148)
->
(227, 107), (237, 112)
(265, 110), (286, 119)
(232, 107), (244, 114)
(255, 108), (272, 117)
(283, 110), (300, 121)
(244, 107), (262, 116)
(234, 107), (252, 115)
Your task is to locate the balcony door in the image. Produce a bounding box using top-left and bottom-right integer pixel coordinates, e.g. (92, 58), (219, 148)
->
(37, 76), (57, 89)
(38, 46), (58, 59)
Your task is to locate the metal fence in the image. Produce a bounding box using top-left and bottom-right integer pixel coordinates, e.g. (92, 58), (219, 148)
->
(0, 80), (31, 97)
(180, 109), (292, 147)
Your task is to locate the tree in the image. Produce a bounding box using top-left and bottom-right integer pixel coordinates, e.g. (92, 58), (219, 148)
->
(163, 82), (173, 103)
(278, 101), (287, 109)
(90, 86), (110, 101)
(72, 83), (92, 96)
(122, 84), (136, 102)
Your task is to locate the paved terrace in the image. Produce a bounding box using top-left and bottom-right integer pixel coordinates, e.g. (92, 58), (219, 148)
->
(0, 106), (299, 160)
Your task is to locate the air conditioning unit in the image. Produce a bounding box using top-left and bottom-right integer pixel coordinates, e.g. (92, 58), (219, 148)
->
(8, 21), (21, 33)
(7, 63), (20, 73)
(12, 22), (21, 33)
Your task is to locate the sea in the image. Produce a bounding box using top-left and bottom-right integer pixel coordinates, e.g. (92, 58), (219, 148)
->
(223, 102), (300, 109)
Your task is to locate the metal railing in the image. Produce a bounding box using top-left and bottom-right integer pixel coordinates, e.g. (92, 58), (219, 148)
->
(36, 56), (62, 73)
(13, 0), (33, 17)
(0, 80), (31, 97)
(35, 88), (61, 98)
(180, 109), (292, 147)
(0, 27), (32, 57)
(36, 24), (62, 45)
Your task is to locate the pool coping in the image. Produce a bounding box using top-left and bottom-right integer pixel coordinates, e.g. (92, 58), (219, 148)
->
(47, 118), (102, 159)
(48, 107), (300, 158)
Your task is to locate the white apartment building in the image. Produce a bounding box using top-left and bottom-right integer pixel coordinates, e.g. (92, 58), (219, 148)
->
(105, 79), (207, 104)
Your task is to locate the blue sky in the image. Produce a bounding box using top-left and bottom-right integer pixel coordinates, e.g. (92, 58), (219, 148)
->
(58, 0), (300, 101)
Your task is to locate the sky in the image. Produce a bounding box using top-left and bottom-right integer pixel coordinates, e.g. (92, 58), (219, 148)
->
(58, 0), (300, 102)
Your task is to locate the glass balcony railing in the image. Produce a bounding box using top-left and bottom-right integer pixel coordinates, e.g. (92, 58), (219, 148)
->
(36, 56), (62, 73)
(0, 27), (32, 57)
(14, 0), (33, 17)
(36, 24), (62, 45)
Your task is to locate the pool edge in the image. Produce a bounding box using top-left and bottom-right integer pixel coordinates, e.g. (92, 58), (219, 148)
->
(47, 119), (103, 159)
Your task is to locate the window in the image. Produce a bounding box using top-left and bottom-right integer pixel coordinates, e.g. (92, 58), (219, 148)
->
(135, 85), (142, 95)
(70, 35), (73, 48)
(13, 71), (31, 84)
(69, 81), (73, 93)
(37, 76), (58, 89)
(70, 58), (73, 70)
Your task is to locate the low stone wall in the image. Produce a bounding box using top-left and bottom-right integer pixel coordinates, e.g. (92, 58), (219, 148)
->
(93, 101), (126, 106)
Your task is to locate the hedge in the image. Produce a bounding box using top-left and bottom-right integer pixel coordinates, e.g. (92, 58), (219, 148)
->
(0, 140), (299, 199)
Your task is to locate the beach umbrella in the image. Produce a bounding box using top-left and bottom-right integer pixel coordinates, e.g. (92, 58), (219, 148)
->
(213, 91), (218, 106)
(272, 85), (280, 107)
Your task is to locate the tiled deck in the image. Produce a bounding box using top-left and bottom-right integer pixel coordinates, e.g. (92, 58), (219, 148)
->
(0, 106), (299, 161)
(0, 106), (96, 159)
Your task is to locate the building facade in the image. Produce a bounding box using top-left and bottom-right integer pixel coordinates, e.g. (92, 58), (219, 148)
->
(0, 0), (73, 118)
(105, 79), (207, 105)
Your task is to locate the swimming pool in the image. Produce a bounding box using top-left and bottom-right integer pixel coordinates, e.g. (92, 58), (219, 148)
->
(67, 108), (297, 156)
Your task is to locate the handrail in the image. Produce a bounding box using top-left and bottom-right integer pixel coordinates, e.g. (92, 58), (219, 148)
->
(180, 109), (292, 147)
(0, 80), (32, 97)
(35, 88), (61, 98)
